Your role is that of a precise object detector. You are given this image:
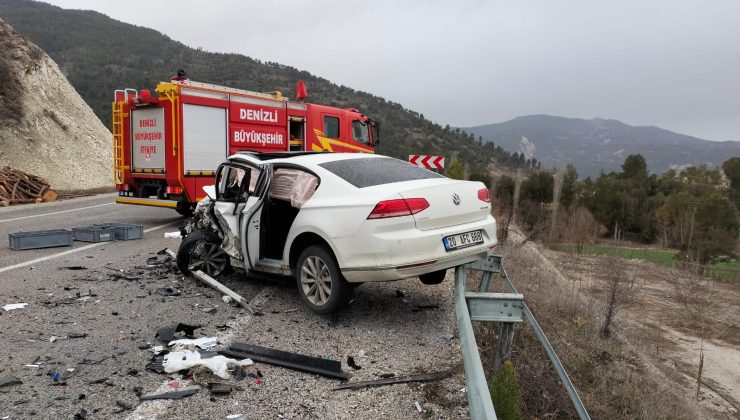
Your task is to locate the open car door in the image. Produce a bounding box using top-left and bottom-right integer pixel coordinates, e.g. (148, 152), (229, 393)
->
(212, 163), (268, 269)
(240, 164), (272, 270)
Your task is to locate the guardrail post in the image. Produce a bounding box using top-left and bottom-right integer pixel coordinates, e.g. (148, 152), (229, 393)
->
(457, 255), (591, 420)
(493, 322), (514, 372)
(455, 265), (498, 420)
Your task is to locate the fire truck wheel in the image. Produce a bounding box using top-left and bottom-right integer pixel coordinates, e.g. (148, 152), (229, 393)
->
(175, 202), (195, 217)
(419, 269), (447, 285)
(295, 245), (352, 314)
(177, 229), (231, 278)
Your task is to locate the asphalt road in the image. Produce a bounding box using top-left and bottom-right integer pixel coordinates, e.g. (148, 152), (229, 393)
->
(0, 195), (467, 419)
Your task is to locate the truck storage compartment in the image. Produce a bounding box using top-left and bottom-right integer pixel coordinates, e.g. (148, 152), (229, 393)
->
(8, 229), (73, 250)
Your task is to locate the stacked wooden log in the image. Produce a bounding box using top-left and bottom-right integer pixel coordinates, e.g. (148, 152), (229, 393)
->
(0, 167), (57, 206)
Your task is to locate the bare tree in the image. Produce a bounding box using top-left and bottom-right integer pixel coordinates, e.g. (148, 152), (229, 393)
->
(550, 162), (564, 240)
(600, 258), (636, 338)
(566, 206), (602, 253)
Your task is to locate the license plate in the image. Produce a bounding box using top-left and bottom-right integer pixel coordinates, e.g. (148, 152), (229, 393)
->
(443, 230), (484, 251)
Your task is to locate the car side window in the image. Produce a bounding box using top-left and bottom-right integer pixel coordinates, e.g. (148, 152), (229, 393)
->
(216, 165), (250, 201)
(324, 116), (340, 138)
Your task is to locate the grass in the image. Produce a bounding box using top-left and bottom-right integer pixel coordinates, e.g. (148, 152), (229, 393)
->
(552, 244), (740, 281)
(553, 244), (677, 266)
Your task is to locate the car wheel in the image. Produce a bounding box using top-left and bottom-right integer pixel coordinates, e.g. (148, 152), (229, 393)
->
(296, 245), (352, 314)
(177, 229), (231, 277)
(175, 202), (195, 217)
(419, 269), (447, 285)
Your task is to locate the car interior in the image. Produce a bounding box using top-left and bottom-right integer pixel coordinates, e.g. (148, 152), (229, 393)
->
(260, 167), (319, 259)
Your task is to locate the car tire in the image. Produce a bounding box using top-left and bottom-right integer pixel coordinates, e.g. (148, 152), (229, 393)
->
(177, 229), (231, 278)
(296, 245), (352, 314)
(419, 269), (447, 285)
(175, 202), (195, 217)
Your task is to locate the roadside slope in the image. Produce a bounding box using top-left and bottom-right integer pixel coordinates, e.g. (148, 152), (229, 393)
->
(0, 18), (111, 192)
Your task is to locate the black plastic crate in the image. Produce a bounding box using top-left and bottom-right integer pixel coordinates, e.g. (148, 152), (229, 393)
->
(73, 226), (115, 243)
(92, 223), (143, 240)
(9, 229), (74, 250)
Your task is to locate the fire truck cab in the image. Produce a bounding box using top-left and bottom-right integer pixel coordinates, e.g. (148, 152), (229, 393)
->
(112, 79), (379, 215)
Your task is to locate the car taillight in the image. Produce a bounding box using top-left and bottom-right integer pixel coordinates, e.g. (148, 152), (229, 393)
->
(367, 198), (429, 219)
(478, 188), (490, 203)
(165, 186), (183, 194)
(116, 184), (130, 191)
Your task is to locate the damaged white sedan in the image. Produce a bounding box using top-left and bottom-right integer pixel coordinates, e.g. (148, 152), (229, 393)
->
(178, 152), (497, 314)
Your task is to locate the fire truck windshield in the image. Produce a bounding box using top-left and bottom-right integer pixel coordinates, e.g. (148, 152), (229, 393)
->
(352, 120), (371, 145)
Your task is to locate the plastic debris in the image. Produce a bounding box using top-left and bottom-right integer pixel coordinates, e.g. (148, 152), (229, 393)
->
(226, 415), (248, 420)
(163, 350), (253, 379)
(192, 270), (259, 314)
(415, 401), (422, 413)
(155, 287), (181, 296)
(347, 356), (361, 370)
(140, 385), (201, 400)
(3, 303), (28, 311)
(156, 323), (201, 343)
(164, 231), (182, 239)
(224, 342), (349, 380)
(168, 337), (218, 350)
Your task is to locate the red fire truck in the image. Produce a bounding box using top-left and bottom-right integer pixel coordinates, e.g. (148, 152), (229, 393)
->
(112, 78), (380, 215)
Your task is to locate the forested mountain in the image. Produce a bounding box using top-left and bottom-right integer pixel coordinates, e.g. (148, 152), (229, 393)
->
(0, 0), (526, 175)
(465, 115), (740, 178)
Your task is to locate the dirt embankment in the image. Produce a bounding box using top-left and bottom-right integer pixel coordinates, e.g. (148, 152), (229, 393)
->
(499, 228), (739, 419)
(0, 18), (112, 192)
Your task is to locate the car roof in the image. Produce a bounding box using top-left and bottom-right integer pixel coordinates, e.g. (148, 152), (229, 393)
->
(228, 152), (387, 167)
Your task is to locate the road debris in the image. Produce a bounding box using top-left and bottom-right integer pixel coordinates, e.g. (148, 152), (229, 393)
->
(156, 323), (201, 343)
(347, 356), (361, 370)
(155, 287), (181, 297)
(140, 385), (201, 400)
(223, 342), (349, 380)
(415, 401), (423, 413)
(162, 350), (253, 379)
(3, 303), (28, 311)
(115, 400), (133, 411)
(192, 270), (260, 315)
(168, 337), (218, 349)
(333, 371), (452, 391)
(164, 231), (182, 239)
(207, 382), (242, 395)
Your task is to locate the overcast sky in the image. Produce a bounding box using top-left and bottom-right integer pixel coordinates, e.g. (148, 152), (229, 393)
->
(44, 0), (740, 141)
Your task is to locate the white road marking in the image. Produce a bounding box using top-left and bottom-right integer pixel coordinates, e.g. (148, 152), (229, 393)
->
(0, 202), (116, 223)
(0, 221), (179, 273)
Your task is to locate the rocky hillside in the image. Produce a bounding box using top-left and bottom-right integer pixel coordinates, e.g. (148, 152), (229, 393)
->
(464, 115), (740, 178)
(0, 18), (111, 191)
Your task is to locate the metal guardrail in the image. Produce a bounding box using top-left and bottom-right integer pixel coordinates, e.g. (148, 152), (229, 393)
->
(455, 255), (591, 420)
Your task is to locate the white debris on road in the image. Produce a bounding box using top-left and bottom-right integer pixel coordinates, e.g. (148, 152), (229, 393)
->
(162, 350), (253, 379)
(168, 337), (218, 349)
(3, 303), (28, 311)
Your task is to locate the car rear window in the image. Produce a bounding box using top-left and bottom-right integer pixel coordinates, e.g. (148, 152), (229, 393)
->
(319, 157), (443, 188)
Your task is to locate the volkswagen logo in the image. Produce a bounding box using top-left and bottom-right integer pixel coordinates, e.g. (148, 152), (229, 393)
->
(452, 193), (461, 205)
